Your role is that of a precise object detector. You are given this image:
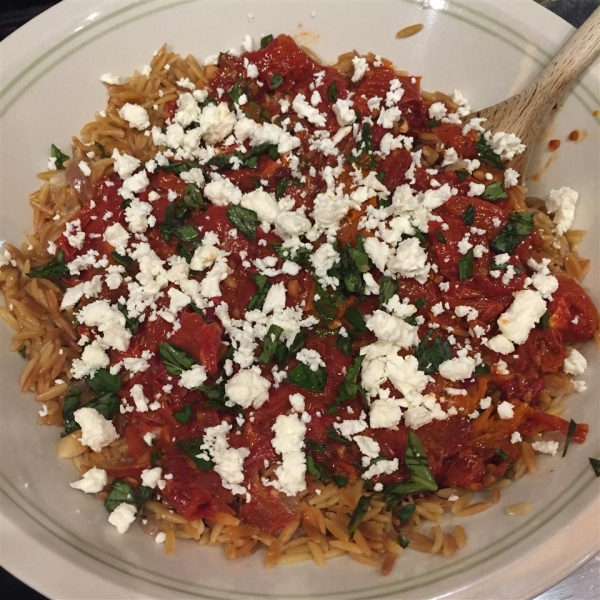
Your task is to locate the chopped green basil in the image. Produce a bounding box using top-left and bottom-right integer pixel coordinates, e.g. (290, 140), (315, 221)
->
(590, 457), (600, 477)
(85, 368), (121, 394)
(111, 251), (134, 267)
(260, 34), (274, 48)
(397, 503), (416, 522)
(539, 312), (551, 330)
(462, 204), (475, 226)
(495, 449), (510, 461)
(62, 387), (82, 435)
(271, 72), (284, 89)
(94, 141), (109, 158)
(398, 534), (410, 549)
(328, 355), (365, 414)
(474, 363), (491, 375)
(258, 324), (285, 364)
(491, 212), (534, 254)
(183, 183), (206, 211)
(328, 80), (339, 102)
(413, 330), (452, 374)
(286, 362), (328, 392)
(151, 451), (163, 467)
(117, 303), (139, 334)
(562, 419), (577, 457)
(348, 495), (371, 537)
(50, 144), (69, 169)
(455, 170), (470, 181)
(378, 276), (396, 310)
(104, 480), (137, 512)
(177, 438), (215, 471)
(458, 248), (474, 280)
(158, 342), (196, 376)
(226, 205), (258, 240)
(482, 180), (508, 201)
(435, 229), (446, 244)
(382, 432), (438, 510)
(247, 273), (272, 311)
(475, 134), (505, 170)
(174, 404), (193, 424)
(344, 307), (367, 334)
(326, 425), (351, 445)
(425, 119), (440, 128)
(27, 248), (70, 280)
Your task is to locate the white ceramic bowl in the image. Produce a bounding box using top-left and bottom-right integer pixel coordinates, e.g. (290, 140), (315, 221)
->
(1, 1), (598, 598)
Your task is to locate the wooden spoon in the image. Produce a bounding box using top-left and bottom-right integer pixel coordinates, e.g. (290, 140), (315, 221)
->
(469, 6), (600, 175)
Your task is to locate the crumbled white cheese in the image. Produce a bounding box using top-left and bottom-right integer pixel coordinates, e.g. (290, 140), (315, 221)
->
(69, 467), (107, 494)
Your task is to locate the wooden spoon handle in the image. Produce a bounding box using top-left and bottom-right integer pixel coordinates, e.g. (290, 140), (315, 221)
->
(533, 5), (600, 108)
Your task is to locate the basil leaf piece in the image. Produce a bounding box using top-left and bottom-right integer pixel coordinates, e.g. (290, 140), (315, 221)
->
(18, 346), (26, 358)
(332, 475), (349, 488)
(305, 439), (327, 453)
(590, 457), (600, 477)
(247, 273), (272, 311)
(539, 312), (551, 330)
(87, 392), (120, 421)
(344, 306), (367, 333)
(183, 183), (206, 210)
(104, 480), (137, 512)
(111, 251), (134, 267)
(455, 170), (469, 181)
(174, 404), (193, 424)
(260, 34), (274, 48)
(104, 479), (152, 513)
(157, 160), (200, 175)
(376, 170), (386, 182)
(158, 342), (196, 376)
(328, 80), (338, 102)
(86, 368), (121, 394)
(348, 123), (375, 167)
(413, 330), (452, 374)
(482, 180), (508, 201)
(491, 212), (534, 254)
(348, 495), (371, 537)
(326, 425), (351, 445)
(458, 248), (474, 280)
(495, 449), (510, 461)
(425, 119), (440, 128)
(174, 225), (202, 248)
(562, 419), (577, 458)
(306, 455), (327, 480)
(398, 534), (410, 549)
(271, 72), (284, 89)
(94, 141), (109, 158)
(62, 387), (82, 435)
(258, 324), (285, 364)
(272, 243), (310, 265)
(397, 504), (416, 522)
(383, 432), (437, 510)
(474, 363), (491, 375)
(117, 303), (139, 334)
(378, 276), (396, 310)
(404, 432), (437, 490)
(27, 248), (70, 280)
(199, 384), (243, 416)
(151, 451), (163, 467)
(334, 333), (352, 355)
(50, 144), (69, 169)
(226, 205), (258, 240)
(228, 77), (245, 105)
(462, 204), (475, 226)
(177, 438), (215, 471)
(435, 229), (446, 244)
(328, 355), (365, 414)
(275, 177), (290, 199)
(286, 363), (328, 392)
(475, 134), (505, 170)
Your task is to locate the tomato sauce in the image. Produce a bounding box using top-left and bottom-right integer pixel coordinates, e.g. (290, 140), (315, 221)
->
(55, 35), (597, 533)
